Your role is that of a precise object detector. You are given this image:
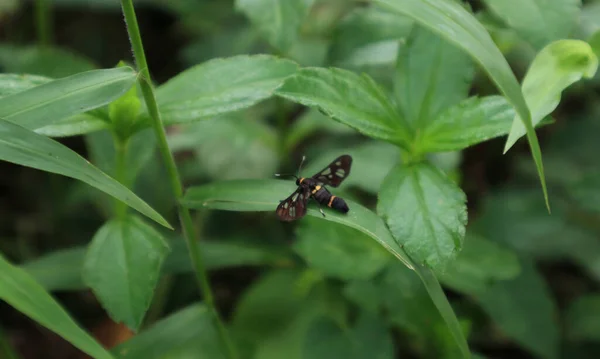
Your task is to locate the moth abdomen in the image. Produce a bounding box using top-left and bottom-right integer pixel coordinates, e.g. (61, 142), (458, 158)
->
(327, 195), (349, 213)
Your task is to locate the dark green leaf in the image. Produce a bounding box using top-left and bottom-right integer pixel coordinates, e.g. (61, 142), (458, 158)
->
(82, 215), (170, 331)
(235, 0), (314, 52)
(276, 67), (411, 149)
(21, 248), (86, 291)
(156, 55), (298, 124)
(395, 25), (474, 128)
(566, 295), (600, 342)
(112, 304), (225, 359)
(568, 170), (600, 214)
(0, 120), (171, 228)
(474, 258), (559, 359)
(0, 45), (96, 77)
(0, 254), (114, 359)
(294, 217), (390, 281)
(483, 0), (581, 49)
(0, 67), (137, 130)
(377, 162), (467, 271)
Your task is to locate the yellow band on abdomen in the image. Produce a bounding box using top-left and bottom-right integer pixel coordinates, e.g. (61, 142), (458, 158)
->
(328, 195), (336, 207)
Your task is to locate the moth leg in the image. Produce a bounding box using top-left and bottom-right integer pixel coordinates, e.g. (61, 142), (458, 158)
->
(316, 202), (326, 217)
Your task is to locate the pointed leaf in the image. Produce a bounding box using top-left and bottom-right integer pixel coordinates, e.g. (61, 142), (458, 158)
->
(156, 55), (298, 124)
(377, 162), (467, 271)
(276, 67), (412, 148)
(395, 25), (474, 128)
(505, 40), (598, 150)
(483, 0), (581, 49)
(0, 120), (171, 228)
(0, 67), (137, 130)
(0, 254), (114, 359)
(0, 73), (52, 98)
(376, 0), (549, 210)
(236, 0), (314, 52)
(82, 215), (170, 331)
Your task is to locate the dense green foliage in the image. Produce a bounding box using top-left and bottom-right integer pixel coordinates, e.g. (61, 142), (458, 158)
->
(1, 0), (600, 358)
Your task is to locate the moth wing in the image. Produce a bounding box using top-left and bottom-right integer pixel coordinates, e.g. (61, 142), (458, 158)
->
(312, 154), (352, 187)
(276, 187), (310, 221)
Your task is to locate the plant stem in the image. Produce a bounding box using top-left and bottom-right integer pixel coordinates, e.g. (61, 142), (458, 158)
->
(119, 1), (237, 358)
(0, 326), (20, 359)
(113, 137), (129, 220)
(34, 0), (53, 46)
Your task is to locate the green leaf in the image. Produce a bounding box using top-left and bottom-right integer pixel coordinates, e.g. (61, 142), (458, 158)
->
(376, 0), (549, 211)
(181, 179), (412, 268)
(0, 120), (171, 228)
(0, 45), (96, 77)
(35, 113), (109, 138)
(294, 217), (390, 281)
(483, 0), (581, 49)
(235, 0), (314, 52)
(182, 179), (470, 357)
(420, 96), (513, 152)
(0, 254), (114, 359)
(112, 304), (225, 359)
(377, 162), (467, 271)
(474, 257), (559, 359)
(504, 40), (598, 151)
(438, 234), (521, 295)
(569, 170), (600, 214)
(82, 215), (170, 331)
(276, 67), (412, 149)
(168, 114), (278, 180)
(566, 295), (600, 342)
(0, 67), (137, 130)
(284, 108), (354, 152)
(156, 55), (298, 124)
(303, 313), (394, 359)
(0, 74), (52, 98)
(395, 25), (474, 128)
(21, 247), (86, 291)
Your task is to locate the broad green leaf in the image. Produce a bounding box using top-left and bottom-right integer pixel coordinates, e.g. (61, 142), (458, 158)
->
(580, 3), (600, 39)
(504, 40), (598, 151)
(483, 0), (581, 49)
(276, 68), (412, 149)
(0, 254), (113, 359)
(376, 0), (549, 211)
(566, 295), (600, 342)
(284, 108), (354, 152)
(294, 217), (390, 281)
(183, 179), (470, 357)
(377, 162), (467, 271)
(181, 179), (412, 268)
(35, 113), (109, 137)
(438, 234), (521, 295)
(168, 114), (279, 180)
(329, 6), (413, 67)
(0, 74), (52, 98)
(0, 67), (137, 130)
(303, 313), (394, 359)
(82, 215), (170, 331)
(474, 258), (559, 359)
(112, 304), (225, 359)
(301, 141), (400, 194)
(0, 45), (96, 77)
(156, 55), (298, 124)
(22, 247), (86, 291)
(420, 96), (513, 152)
(395, 25), (474, 128)
(236, 0), (314, 52)
(0, 120), (171, 228)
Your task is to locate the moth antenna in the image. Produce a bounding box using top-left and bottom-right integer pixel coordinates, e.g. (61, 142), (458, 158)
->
(296, 155), (306, 177)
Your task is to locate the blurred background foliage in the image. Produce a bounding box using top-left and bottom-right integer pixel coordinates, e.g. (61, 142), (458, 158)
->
(1, 0), (600, 358)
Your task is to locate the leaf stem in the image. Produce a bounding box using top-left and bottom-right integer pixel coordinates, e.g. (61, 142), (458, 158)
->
(0, 326), (20, 359)
(34, 0), (53, 46)
(119, 1), (237, 358)
(113, 137), (129, 219)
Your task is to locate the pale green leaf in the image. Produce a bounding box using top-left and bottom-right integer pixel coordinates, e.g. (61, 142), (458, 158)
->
(376, 0), (549, 211)
(156, 55), (298, 124)
(0, 254), (114, 359)
(566, 295), (600, 342)
(0, 74), (52, 98)
(0, 67), (137, 130)
(377, 162), (467, 271)
(395, 25), (474, 127)
(483, 0), (581, 49)
(35, 113), (109, 137)
(82, 215), (170, 331)
(276, 67), (412, 149)
(505, 40), (598, 151)
(236, 0), (314, 52)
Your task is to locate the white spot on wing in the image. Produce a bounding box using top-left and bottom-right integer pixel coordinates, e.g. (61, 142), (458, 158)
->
(335, 161), (342, 166)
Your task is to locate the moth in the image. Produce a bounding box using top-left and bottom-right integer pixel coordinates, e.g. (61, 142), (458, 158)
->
(275, 155), (352, 221)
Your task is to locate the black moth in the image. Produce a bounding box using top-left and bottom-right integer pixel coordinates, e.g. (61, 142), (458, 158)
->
(275, 155), (352, 222)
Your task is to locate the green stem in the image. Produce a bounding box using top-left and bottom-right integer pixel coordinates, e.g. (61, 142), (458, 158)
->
(119, 2), (237, 358)
(0, 326), (20, 359)
(34, 0), (53, 46)
(113, 137), (129, 219)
